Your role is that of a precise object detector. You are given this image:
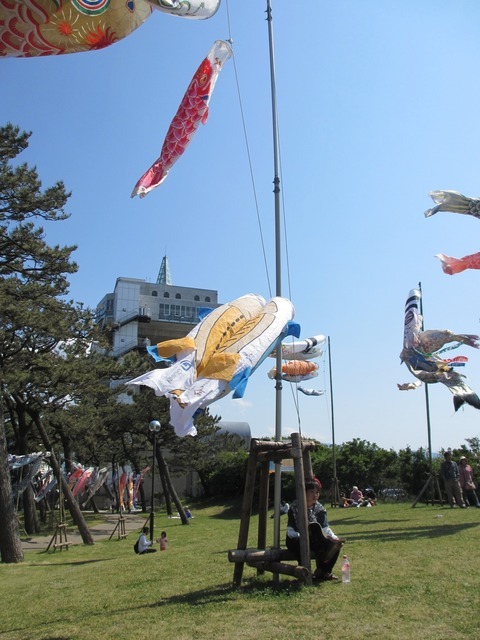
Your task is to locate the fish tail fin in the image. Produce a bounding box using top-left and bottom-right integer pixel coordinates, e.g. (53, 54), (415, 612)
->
(453, 392), (480, 412)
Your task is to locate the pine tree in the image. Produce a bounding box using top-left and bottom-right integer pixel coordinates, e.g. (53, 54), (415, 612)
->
(0, 123), (92, 561)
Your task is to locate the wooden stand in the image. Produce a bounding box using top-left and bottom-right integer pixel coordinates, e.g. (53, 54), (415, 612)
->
(229, 432), (316, 587)
(109, 514), (127, 540)
(46, 522), (71, 552)
(45, 485), (71, 552)
(329, 476), (342, 508)
(411, 472), (444, 507)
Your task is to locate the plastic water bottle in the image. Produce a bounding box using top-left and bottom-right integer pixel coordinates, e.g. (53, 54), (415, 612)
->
(341, 555), (350, 583)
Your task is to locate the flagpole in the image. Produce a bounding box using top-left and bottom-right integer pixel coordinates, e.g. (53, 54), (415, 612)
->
(418, 282), (434, 478)
(412, 282), (443, 507)
(266, 0), (283, 553)
(328, 337), (340, 507)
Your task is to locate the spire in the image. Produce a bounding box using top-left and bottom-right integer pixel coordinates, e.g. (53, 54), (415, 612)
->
(157, 255), (172, 285)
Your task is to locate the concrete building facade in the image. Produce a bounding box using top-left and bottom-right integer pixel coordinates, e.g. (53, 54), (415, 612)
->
(95, 256), (220, 358)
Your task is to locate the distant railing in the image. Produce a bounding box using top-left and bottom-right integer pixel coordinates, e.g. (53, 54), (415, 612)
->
(112, 337), (150, 358)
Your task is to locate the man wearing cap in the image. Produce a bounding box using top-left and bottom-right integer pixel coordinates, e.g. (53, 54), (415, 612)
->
(440, 451), (466, 508)
(458, 456), (480, 508)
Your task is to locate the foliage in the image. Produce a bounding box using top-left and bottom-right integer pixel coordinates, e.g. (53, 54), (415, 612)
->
(0, 122), (83, 559)
(202, 449), (249, 497)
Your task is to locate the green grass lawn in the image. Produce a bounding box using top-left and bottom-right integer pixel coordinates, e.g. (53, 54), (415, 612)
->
(2, 501), (479, 640)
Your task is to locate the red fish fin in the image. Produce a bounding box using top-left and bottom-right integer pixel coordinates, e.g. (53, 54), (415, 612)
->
(201, 107), (209, 125)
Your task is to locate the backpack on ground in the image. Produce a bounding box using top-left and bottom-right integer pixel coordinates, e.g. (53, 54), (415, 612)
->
(133, 538), (140, 554)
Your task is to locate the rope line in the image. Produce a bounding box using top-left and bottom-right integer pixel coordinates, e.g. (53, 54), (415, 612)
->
(225, 0), (272, 298)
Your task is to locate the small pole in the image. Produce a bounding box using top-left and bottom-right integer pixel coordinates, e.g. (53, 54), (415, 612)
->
(148, 420), (161, 541)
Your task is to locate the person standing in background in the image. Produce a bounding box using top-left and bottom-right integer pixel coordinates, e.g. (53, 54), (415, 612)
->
(440, 451), (466, 508)
(458, 456), (480, 508)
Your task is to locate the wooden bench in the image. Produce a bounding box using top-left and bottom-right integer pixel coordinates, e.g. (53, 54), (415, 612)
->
(228, 547), (313, 582)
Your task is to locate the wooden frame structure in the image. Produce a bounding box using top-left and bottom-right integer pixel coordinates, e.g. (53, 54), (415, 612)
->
(229, 432), (316, 587)
(45, 482), (71, 552)
(109, 513), (127, 540)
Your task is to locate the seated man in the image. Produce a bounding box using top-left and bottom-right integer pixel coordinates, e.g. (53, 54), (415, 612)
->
(137, 526), (157, 554)
(350, 486), (364, 506)
(286, 479), (345, 581)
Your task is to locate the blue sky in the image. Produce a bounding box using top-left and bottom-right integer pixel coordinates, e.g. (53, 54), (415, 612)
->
(3, 1), (480, 452)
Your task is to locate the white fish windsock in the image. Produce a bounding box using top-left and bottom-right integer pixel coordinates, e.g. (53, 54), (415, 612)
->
(146, 0), (221, 19)
(397, 381), (422, 391)
(127, 294), (297, 436)
(269, 334), (326, 361)
(298, 387), (324, 396)
(399, 288), (480, 411)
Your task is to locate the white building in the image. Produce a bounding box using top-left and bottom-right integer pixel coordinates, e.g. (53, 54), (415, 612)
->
(96, 256), (220, 358)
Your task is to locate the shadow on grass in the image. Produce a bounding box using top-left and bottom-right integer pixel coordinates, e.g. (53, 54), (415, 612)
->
(209, 502), (244, 520)
(143, 578), (305, 609)
(29, 558), (115, 567)
(338, 521), (479, 542)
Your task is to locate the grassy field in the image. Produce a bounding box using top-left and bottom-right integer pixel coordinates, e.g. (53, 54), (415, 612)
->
(1, 500), (479, 640)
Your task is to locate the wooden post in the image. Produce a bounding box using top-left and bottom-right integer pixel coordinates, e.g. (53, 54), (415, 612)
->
(232, 441), (259, 587)
(109, 514), (127, 540)
(257, 460), (270, 549)
(291, 432), (312, 584)
(256, 459), (270, 576)
(303, 448), (313, 480)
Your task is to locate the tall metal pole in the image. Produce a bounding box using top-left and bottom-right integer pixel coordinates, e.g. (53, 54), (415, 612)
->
(411, 283), (443, 507)
(328, 337), (340, 506)
(266, 0), (283, 551)
(418, 282), (434, 476)
(328, 337), (336, 478)
(149, 420), (161, 541)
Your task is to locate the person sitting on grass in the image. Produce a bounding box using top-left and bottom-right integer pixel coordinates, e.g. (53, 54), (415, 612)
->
(286, 479), (345, 581)
(340, 492), (354, 507)
(138, 526), (157, 554)
(350, 486), (364, 506)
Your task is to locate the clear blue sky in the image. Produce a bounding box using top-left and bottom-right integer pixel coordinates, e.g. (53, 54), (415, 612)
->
(3, 1), (480, 452)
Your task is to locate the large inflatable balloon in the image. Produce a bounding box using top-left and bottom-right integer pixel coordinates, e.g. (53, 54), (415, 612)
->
(131, 39), (232, 198)
(269, 334), (325, 361)
(399, 288), (480, 411)
(127, 294), (298, 437)
(0, 0), (220, 58)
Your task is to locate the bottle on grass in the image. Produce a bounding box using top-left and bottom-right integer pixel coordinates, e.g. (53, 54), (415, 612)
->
(341, 554), (350, 583)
